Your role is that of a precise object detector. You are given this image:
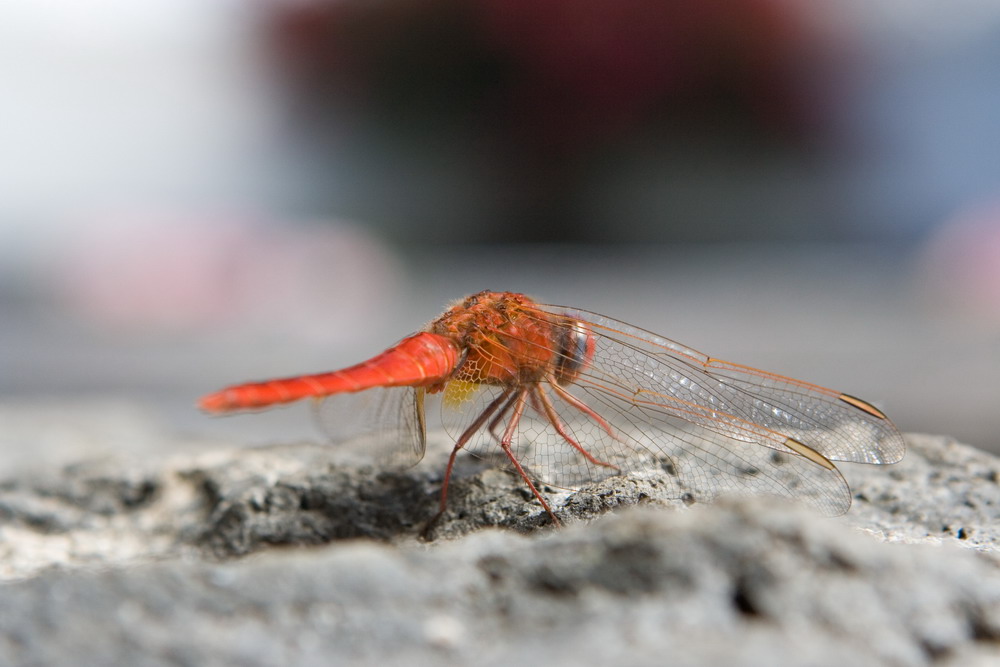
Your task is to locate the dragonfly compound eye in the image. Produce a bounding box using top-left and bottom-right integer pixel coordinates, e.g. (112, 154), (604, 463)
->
(554, 320), (595, 385)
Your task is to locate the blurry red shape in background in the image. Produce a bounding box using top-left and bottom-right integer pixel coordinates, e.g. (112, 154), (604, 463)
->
(265, 0), (847, 151)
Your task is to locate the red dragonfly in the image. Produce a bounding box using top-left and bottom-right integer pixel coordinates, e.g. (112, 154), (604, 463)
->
(199, 290), (904, 526)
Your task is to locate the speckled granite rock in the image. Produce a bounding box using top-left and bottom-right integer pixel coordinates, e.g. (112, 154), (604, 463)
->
(1, 431), (999, 666)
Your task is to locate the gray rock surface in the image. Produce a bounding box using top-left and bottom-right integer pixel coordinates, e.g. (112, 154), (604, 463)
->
(1, 428), (1000, 666)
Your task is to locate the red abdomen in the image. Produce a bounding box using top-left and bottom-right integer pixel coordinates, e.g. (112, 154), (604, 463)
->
(198, 332), (461, 413)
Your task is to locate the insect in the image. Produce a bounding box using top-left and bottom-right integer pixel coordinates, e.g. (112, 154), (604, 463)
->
(199, 290), (904, 527)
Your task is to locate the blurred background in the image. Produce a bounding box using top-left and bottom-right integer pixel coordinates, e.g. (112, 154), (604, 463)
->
(1, 0), (998, 465)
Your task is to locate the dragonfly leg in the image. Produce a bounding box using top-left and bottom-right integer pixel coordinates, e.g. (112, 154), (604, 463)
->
(549, 378), (617, 440)
(422, 389), (511, 539)
(534, 384), (618, 470)
(485, 394), (517, 443)
(498, 389), (561, 527)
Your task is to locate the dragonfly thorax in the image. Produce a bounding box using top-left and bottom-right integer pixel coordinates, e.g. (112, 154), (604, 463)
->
(430, 291), (587, 389)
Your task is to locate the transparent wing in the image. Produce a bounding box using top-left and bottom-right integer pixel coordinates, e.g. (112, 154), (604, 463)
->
(314, 386), (427, 468)
(545, 305), (905, 465)
(440, 304), (904, 516)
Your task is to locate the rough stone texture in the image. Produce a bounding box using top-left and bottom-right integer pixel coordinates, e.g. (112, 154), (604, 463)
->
(1, 430), (1000, 666)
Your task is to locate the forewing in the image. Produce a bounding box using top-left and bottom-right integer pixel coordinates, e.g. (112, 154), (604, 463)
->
(540, 305), (905, 466)
(314, 386), (427, 468)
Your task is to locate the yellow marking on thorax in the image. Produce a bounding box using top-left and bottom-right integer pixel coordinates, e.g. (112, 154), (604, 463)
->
(443, 379), (482, 408)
